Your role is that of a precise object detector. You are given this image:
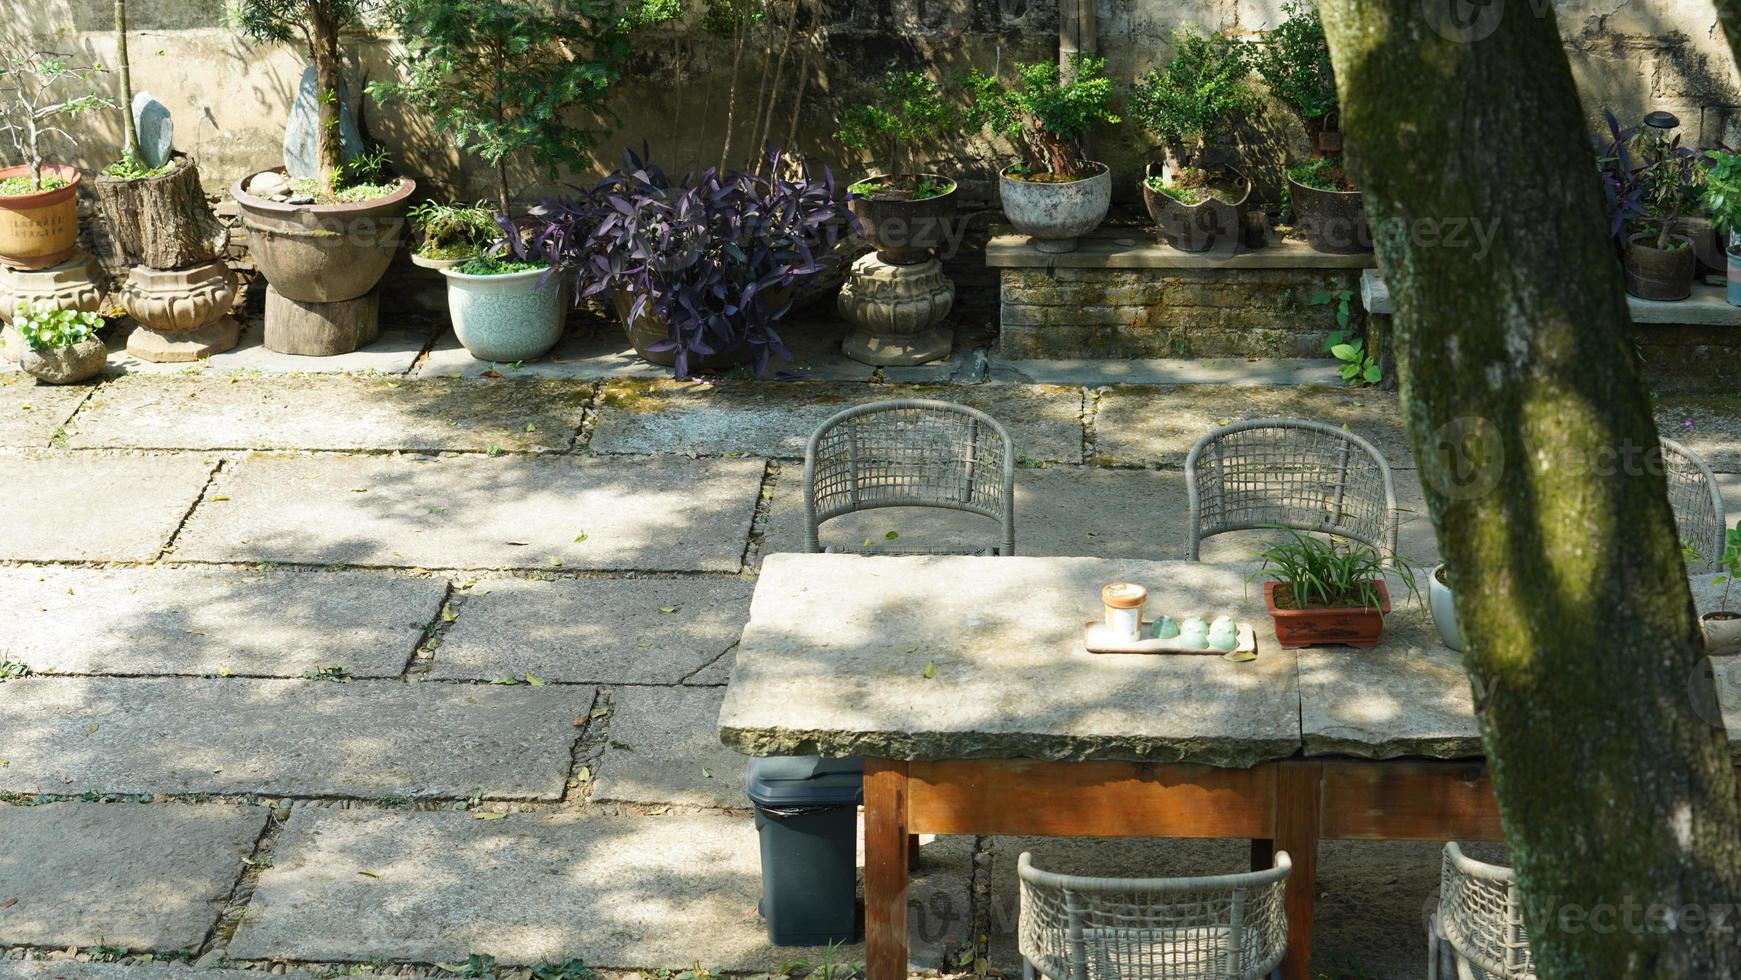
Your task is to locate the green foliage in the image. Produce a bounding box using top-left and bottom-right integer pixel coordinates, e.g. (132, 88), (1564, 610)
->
(528, 960), (595, 980)
(1250, 0), (1337, 126)
(372, 0), (637, 211)
(15, 305), (104, 351)
(0, 55), (115, 189)
(1250, 527), (1417, 611)
(457, 253), (546, 276)
(0, 659), (32, 681)
(1700, 150), (1741, 240)
(1143, 166), (1242, 205)
(835, 70), (957, 177)
(229, 0), (371, 48)
(847, 177), (952, 201)
(410, 201), (500, 259)
(1311, 288), (1380, 385)
(440, 954), (496, 978)
(0, 174), (69, 195)
(1712, 524), (1741, 612)
(1127, 28), (1256, 154)
(102, 156), (175, 180)
(962, 55), (1120, 179)
(1286, 156), (1355, 192)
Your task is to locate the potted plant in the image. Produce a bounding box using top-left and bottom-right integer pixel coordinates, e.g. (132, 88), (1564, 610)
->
(532, 147), (849, 378)
(12, 304), (106, 384)
(1428, 564), (1464, 652)
(1597, 109), (1700, 301)
(963, 55), (1119, 253)
(1250, 529), (1417, 649)
(1251, 1), (1370, 254)
(407, 202), (500, 271)
(836, 70), (959, 265)
(1130, 28), (1257, 252)
(371, 0), (641, 361)
(1702, 526), (1741, 655)
(0, 55), (112, 270)
(230, 0), (415, 310)
(1699, 148), (1741, 305)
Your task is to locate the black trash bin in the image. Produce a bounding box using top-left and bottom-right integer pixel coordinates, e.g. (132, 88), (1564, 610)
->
(745, 754), (864, 946)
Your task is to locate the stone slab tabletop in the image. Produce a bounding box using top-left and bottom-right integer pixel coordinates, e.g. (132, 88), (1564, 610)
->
(718, 554), (1301, 767)
(985, 227), (1377, 270)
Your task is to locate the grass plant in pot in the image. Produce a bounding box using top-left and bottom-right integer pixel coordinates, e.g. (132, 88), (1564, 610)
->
(531, 148), (847, 378)
(1699, 148), (1741, 306)
(1598, 108), (1698, 301)
(1250, 529), (1417, 649)
(1252, 1), (1370, 254)
(1701, 526), (1741, 655)
(12, 304), (107, 385)
(0, 56), (112, 270)
(408, 202), (499, 271)
(1129, 28), (1257, 252)
(964, 55), (1119, 254)
(837, 70), (959, 265)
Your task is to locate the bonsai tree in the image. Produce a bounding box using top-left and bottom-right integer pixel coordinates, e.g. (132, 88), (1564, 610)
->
(407, 201), (500, 261)
(962, 55), (1119, 180)
(1249, 0), (1337, 152)
(1129, 28), (1257, 172)
(836, 70), (957, 198)
(372, 0), (642, 214)
(0, 55), (112, 192)
(232, 0), (374, 197)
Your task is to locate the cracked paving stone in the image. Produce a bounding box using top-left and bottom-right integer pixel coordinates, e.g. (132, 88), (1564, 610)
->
(0, 453), (215, 561)
(590, 686), (747, 808)
(1091, 385), (1410, 467)
(0, 376), (86, 448)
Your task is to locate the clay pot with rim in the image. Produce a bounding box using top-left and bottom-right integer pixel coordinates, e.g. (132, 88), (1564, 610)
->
(1288, 173), (1371, 254)
(1623, 231), (1695, 301)
(1142, 161), (1251, 253)
(231, 169), (416, 303)
(0, 164), (81, 271)
(999, 162), (1111, 253)
(411, 251), (473, 272)
(846, 174), (958, 265)
(20, 337), (106, 385)
(440, 264), (567, 363)
(1704, 611), (1741, 655)
(1263, 579), (1392, 649)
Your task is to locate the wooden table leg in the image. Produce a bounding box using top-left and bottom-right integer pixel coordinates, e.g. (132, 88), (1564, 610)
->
(1276, 762), (1323, 980)
(1250, 838), (1274, 872)
(865, 759), (910, 980)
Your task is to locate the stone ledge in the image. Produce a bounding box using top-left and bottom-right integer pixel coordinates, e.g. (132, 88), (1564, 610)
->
(987, 226), (1378, 270)
(1364, 268), (1741, 325)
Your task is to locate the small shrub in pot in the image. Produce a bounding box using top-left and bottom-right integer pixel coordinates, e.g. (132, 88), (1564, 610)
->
(1702, 527), (1741, 655)
(0, 55), (112, 270)
(1596, 108), (1699, 301)
(1249, 529), (1417, 649)
(837, 70), (959, 264)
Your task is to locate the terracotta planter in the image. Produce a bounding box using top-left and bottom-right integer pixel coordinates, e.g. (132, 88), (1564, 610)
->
(999, 162), (1111, 253)
(846, 175), (958, 265)
(1623, 232), (1695, 301)
(0, 164), (81, 271)
(1703, 612), (1741, 656)
(1142, 162), (1250, 253)
(1428, 565), (1464, 652)
(20, 337), (107, 385)
(441, 266), (566, 362)
(1263, 579), (1391, 649)
(1288, 175), (1371, 254)
(231, 169), (415, 304)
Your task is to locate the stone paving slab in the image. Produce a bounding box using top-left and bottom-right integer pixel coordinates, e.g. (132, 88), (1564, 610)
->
(66, 377), (591, 453)
(1659, 396), (1741, 472)
(994, 356), (1342, 387)
(112, 320), (437, 377)
(0, 453), (214, 562)
(0, 566), (443, 678)
(0, 377), (85, 448)
(172, 453), (764, 571)
(1298, 630), (1481, 760)
(591, 687), (745, 809)
(0, 679), (591, 799)
(0, 802), (266, 950)
(229, 807), (970, 971)
(1091, 385), (1411, 468)
(0, 965), (307, 980)
(429, 577), (751, 684)
(591, 379), (1086, 462)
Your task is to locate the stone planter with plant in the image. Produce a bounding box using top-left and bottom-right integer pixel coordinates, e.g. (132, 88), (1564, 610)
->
(13, 304), (107, 385)
(1702, 526), (1741, 655)
(1130, 28), (1257, 252)
(837, 70), (959, 265)
(1251, 529), (1416, 649)
(1598, 108), (1699, 301)
(965, 55), (1119, 254)
(0, 56), (112, 271)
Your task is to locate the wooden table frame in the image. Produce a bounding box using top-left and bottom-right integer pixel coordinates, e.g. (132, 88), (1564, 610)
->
(863, 756), (1505, 980)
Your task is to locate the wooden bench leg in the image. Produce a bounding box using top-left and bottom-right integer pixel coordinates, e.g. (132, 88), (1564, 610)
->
(1276, 762), (1323, 980)
(865, 759), (910, 980)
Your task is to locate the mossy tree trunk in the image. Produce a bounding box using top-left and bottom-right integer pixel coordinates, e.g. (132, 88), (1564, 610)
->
(1316, 0), (1741, 975)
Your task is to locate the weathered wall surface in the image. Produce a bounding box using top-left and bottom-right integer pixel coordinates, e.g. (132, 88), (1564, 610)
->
(9, 0), (1738, 208)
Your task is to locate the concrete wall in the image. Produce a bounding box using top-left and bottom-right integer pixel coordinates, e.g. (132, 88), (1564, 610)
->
(10, 0), (1739, 209)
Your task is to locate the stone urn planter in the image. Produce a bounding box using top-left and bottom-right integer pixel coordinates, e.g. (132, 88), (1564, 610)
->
(837, 252), (955, 366)
(1263, 579), (1391, 649)
(1142, 162), (1251, 253)
(20, 337), (106, 385)
(1703, 612), (1741, 655)
(119, 261), (241, 362)
(999, 163), (1111, 253)
(0, 250), (106, 363)
(1288, 175), (1372, 254)
(1623, 232), (1695, 301)
(1428, 565), (1464, 652)
(231, 169), (416, 304)
(0, 164), (82, 271)
(845, 175), (958, 265)
(441, 265), (566, 362)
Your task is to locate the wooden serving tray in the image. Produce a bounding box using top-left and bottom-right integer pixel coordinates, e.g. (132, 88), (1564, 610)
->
(1084, 621), (1257, 656)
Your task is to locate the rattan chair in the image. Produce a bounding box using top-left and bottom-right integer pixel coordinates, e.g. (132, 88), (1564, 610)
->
(802, 399), (1016, 556)
(1018, 851), (1292, 980)
(1427, 844), (1534, 980)
(1662, 438), (1727, 573)
(1185, 419), (1398, 561)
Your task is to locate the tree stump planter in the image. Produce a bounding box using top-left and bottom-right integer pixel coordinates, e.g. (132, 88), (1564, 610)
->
(264, 285), (380, 356)
(120, 261), (241, 362)
(0, 165), (82, 271)
(232, 170), (415, 304)
(0, 250), (106, 363)
(91, 154), (227, 269)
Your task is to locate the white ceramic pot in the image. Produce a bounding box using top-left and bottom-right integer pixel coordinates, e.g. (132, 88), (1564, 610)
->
(1703, 613), (1741, 655)
(439, 265), (566, 362)
(1428, 564), (1464, 652)
(998, 162), (1111, 253)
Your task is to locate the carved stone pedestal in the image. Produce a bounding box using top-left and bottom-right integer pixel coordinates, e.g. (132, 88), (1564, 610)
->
(120, 260), (241, 362)
(264, 285), (380, 356)
(837, 253), (955, 366)
(0, 249), (106, 363)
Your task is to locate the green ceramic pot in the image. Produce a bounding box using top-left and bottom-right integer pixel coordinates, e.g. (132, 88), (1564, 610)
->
(440, 265), (566, 362)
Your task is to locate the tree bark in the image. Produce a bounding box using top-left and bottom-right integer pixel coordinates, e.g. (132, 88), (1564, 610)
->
(1316, 0), (1741, 975)
(308, 0), (344, 196)
(264, 285), (379, 356)
(115, 0), (137, 161)
(91, 154), (226, 269)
